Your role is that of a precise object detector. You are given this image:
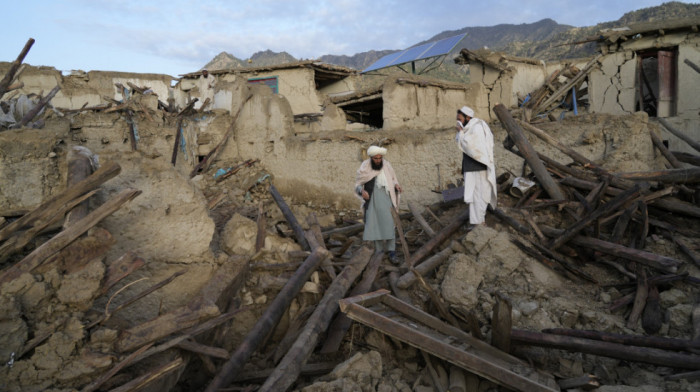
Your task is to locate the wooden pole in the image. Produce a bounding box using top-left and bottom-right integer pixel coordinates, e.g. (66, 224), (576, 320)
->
(511, 329), (700, 369)
(204, 247), (329, 392)
(257, 247), (373, 392)
(255, 202), (266, 253)
(0, 38), (34, 100)
(491, 293), (512, 352)
(269, 184), (310, 251)
(494, 104), (566, 200)
(672, 151), (700, 166)
(390, 206), (411, 262)
(540, 329), (700, 353)
(405, 209), (470, 267)
(658, 118), (700, 154)
(171, 118), (183, 166)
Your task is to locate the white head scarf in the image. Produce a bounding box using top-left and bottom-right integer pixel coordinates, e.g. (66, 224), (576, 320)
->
(367, 145), (387, 157)
(458, 106), (475, 118)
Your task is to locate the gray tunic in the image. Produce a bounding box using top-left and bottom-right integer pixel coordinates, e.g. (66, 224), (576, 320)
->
(363, 181), (395, 241)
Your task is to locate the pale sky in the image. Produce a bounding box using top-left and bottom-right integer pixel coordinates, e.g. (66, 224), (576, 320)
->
(1, 0), (693, 76)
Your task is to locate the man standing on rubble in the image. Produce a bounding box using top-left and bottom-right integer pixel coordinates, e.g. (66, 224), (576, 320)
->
(355, 146), (402, 263)
(456, 106), (497, 225)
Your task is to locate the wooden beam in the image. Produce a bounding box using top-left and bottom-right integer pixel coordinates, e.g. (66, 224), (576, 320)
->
(406, 209), (470, 267)
(0, 38), (34, 100)
(269, 184), (310, 251)
(494, 104), (566, 200)
(658, 118), (700, 154)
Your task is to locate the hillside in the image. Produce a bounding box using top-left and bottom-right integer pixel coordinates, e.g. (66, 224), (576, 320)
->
(202, 1), (700, 83)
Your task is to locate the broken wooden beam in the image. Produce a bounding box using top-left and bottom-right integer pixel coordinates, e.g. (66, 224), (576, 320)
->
(557, 374), (600, 390)
(408, 202), (436, 237)
(171, 118), (183, 166)
(540, 225), (681, 273)
(406, 209), (470, 268)
(390, 205), (411, 263)
(257, 246), (373, 392)
(396, 246), (453, 289)
(616, 167), (700, 183)
(650, 128), (683, 168)
(255, 202), (266, 253)
(543, 328), (700, 352)
(340, 290), (560, 391)
(511, 329), (700, 369)
(658, 118), (700, 154)
(672, 151), (700, 166)
(490, 207), (530, 234)
(494, 104), (566, 200)
(320, 251), (384, 353)
(15, 85), (60, 128)
(491, 293), (512, 353)
(0, 161), (121, 243)
(548, 184), (643, 250)
(0, 188), (141, 285)
(269, 184), (310, 251)
(204, 247), (329, 392)
(0, 38), (34, 99)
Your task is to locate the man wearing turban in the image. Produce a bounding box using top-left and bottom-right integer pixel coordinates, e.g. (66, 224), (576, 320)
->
(456, 106), (497, 225)
(355, 146), (402, 263)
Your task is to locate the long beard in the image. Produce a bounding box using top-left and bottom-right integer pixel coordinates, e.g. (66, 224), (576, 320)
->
(371, 159), (383, 171)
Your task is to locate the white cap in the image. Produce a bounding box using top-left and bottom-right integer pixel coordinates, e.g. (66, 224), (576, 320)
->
(367, 145), (387, 157)
(458, 106), (475, 118)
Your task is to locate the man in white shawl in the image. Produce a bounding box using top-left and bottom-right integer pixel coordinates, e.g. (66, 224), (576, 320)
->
(456, 106), (497, 225)
(355, 146), (402, 263)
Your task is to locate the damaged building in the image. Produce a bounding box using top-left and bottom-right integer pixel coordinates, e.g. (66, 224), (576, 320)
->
(0, 16), (699, 392)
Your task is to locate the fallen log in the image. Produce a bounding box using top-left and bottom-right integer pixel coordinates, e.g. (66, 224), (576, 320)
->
(234, 362), (339, 383)
(257, 246), (373, 392)
(511, 329), (700, 369)
(321, 222), (364, 239)
(15, 85), (60, 128)
(0, 188), (140, 285)
(494, 104), (566, 200)
(408, 202), (436, 237)
(405, 209), (470, 268)
(390, 205), (411, 263)
(204, 248), (329, 391)
(658, 118), (700, 154)
(540, 225), (680, 273)
(269, 184), (310, 251)
(320, 251), (384, 353)
(617, 167), (700, 183)
(0, 38), (34, 99)
(490, 207), (530, 234)
(548, 184), (643, 250)
(396, 246), (453, 289)
(0, 161), (121, 242)
(176, 339), (229, 359)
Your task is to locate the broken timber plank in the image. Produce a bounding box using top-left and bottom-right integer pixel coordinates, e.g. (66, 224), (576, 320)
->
(650, 128), (683, 168)
(257, 246), (373, 392)
(408, 202), (436, 237)
(339, 290), (559, 392)
(494, 104), (566, 200)
(204, 248), (329, 392)
(616, 167), (700, 183)
(511, 329), (700, 369)
(542, 328), (700, 352)
(15, 85), (60, 128)
(396, 246), (453, 289)
(0, 188), (141, 285)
